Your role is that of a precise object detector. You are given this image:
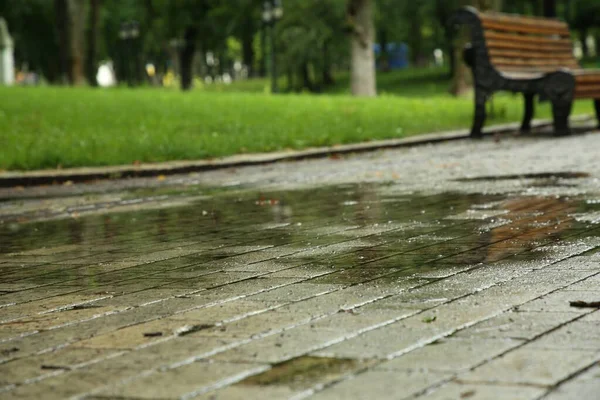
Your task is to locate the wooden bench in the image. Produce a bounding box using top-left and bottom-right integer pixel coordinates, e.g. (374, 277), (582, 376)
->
(450, 7), (600, 138)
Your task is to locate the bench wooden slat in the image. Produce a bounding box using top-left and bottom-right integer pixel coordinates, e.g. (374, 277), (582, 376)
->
(575, 83), (600, 94)
(491, 58), (580, 69)
(575, 91), (600, 99)
(485, 31), (572, 47)
(488, 49), (575, 61)
(575, 73), (600, 83)
(479, 12), (570, 29)
(486, 40), (572, 53)
(481, 19), (570, 36)
(480, 13), (570, 34)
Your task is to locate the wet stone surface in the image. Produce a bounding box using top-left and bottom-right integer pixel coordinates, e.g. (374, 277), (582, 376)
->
(1, 133), (600, 399)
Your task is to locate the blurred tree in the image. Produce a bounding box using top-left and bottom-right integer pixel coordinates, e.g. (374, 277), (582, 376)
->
(275, 0), (346, 92)
(0, 0), (59, 81)
(4, 0), (597, 91)
(569, 0), (600, 58)
(434, 0), (459, 77)
(543, 0), (557, 17)
(347, 0), (376, 96)
(54, 0), (72, 83)
(85, 0), (101, 86)
(69, 0), (88, 85)
(53, 0), (87, 85)
(374, 0), (407, 72)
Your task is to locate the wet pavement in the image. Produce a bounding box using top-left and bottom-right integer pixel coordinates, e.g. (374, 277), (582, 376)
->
(1, 132), (600, 399)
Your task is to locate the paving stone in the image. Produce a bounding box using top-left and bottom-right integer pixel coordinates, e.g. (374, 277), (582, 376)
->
(167, 300), (281, 324)
(309, 369), (451, 400)
(85, 336), (237, 374)
(0, 293), (117, 323)
(542, 362), (600, 399)
(195, 385), (296, 400)
(562, 273), (600, 290)
(0, 304), (127, 338)
(0, 287), (82, 308)
(454, 311), (579, 340)
(458, 347), (598, 386)
(313, 322), (442, 360)
(528, 320), (600, 350)
(580, 311), (600, 322)
(96, 361), (269, 399)
(419, 382), (545, 400)
(6, 367), (135, 399)
(517, 290), (600, 313)
(377, 337), (521, 373)
(0, 347), (118, 385)
(246, 283), (343, 302)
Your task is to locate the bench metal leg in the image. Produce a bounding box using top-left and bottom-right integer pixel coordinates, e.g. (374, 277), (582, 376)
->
(471, 87), (488, 139)
(551, 100), (573, 136)
(594, 99), (600, 129)
(520, 93), (535, 133)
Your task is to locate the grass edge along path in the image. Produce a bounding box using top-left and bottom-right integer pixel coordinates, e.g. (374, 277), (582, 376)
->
(0, 86), (594, 171)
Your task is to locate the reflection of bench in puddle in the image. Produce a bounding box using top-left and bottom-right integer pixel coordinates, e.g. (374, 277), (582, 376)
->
(483, 196), (577, 263)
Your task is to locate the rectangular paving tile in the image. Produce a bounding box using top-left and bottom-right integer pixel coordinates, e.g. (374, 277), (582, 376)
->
(420, 382), (545, 400)
(542, 363), (600, 400)
(377, 337), (522, 373)
(528, 320), (600, 350)
(454, 311), (579, 340)
(309, 369), (450, 400)
(95, 361), (269, 399)
(457, 347), (598, 386)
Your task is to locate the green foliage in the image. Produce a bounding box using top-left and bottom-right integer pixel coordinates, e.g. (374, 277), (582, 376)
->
(0, 0), (59, 80)
(2, 0), (598, 88)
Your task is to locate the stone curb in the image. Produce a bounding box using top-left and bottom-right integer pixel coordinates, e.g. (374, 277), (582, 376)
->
(0, 116), (594, 188)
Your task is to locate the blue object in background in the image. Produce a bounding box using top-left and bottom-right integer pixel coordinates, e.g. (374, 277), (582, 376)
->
(374, 42), (409, 70)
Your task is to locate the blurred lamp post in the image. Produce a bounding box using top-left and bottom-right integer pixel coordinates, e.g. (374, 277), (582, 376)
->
(119, 21), (140, 86)
(262, 0), (283, 93)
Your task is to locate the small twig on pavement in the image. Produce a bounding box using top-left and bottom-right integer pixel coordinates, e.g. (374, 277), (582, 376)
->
(569, 300), (600, 308)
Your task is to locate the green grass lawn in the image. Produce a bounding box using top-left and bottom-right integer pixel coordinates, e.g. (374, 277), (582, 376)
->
(0, 67), (595, 171)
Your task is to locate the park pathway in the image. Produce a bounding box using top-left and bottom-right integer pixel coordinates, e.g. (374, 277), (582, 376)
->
(1, 132), (599, 399)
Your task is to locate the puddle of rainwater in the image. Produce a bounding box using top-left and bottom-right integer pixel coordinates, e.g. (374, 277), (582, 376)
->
(237, 356), (372, 388)
(1, 183), (599, 290)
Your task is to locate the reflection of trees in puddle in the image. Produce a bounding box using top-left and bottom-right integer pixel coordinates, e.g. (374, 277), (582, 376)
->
(484, 196), (577, 263)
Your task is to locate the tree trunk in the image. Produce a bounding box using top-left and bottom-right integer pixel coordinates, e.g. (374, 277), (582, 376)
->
(408, 8), (422, 65)
(378, 28), (389, 72)
(85, 0), (101, 86)
(180, 26), (197, 91)
(241, 17), (255, 77)
(259, 25), (267, 78)
(301, 62), (313, 91)
(447, 38), (455, 78)
(450, 29), (472, 96)
(322, 41), (335, 86)
(287, 68), (294, 91)
(347, 0), (376, 97)
(69, 0), (87, 85)
(54, 0), (72, 84)
(242, 35), (254, 77)
(543, 0), (556, 17)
